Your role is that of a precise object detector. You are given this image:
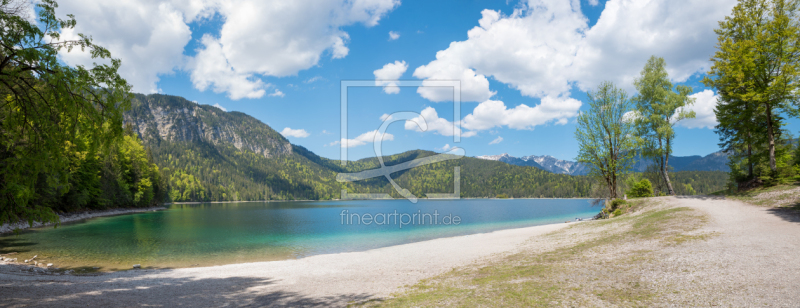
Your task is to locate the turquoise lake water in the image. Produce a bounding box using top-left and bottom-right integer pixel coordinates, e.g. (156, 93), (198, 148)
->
(0, 199), (599, 270)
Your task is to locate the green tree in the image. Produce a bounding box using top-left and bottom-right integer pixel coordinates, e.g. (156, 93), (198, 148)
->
(576, 81), (637, 199)
(632, 56), (696, 196)
(704, 0), (800, 175)
(0, 0), (131, 225)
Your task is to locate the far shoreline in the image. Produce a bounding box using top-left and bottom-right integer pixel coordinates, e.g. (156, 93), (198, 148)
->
(0, 206), (166, 234)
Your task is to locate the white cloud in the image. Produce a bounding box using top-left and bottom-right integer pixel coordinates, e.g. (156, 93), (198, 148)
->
(676, 89), (719, 129)
(56, 0), (213, 94)
(269, 89), (286, 97)
(413, 0), (736, 128)
(588, 0), (599, 6)
(380, 113), (393, 122)
(437, 144), (452, 151)
(304, 76), (325, 83)
(190, 0), (399, 99)
(405, 107), (477, 137)
(331, 130), (395, 148)
(280, 127), (310, 138)
(190, 34), (268, 99)
(462, 97), (581, 131)
(322, 129), (332, 135)
(489, 136), (503, 145)
(212, 103), (227, 111)
(389, 31), (400, 40)
(374, 60), (408, 94)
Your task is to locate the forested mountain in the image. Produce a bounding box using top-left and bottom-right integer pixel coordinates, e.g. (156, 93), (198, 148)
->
(478, 151), (730, 175)
(123, 94), (728, 201)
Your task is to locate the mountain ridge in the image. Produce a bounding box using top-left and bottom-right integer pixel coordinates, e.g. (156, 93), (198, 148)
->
(477, 151), (729, 175)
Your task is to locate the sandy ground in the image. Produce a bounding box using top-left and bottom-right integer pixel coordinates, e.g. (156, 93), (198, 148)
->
(0, 196), (798, 307)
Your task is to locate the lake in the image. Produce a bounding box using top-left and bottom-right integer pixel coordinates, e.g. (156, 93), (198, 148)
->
(0, 199), (599, 270)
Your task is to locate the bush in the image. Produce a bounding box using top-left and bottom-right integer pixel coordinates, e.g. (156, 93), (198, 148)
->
(612, 209), (622, 217)
(610, 198), (627, 210)
(628, 179), (653, 198)
(496, 193), (509, 199)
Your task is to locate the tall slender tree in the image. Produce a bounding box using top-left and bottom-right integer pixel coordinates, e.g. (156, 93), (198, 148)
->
(704, 0), (800, 175)
(632, 56), (696, 196)
(576, 81), (636, 199)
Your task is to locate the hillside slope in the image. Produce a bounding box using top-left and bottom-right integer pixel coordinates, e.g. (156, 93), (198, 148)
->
(124, 94), (727, 201)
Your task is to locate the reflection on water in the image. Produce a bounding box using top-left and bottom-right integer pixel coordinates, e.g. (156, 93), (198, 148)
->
(0, 199), (599, 270)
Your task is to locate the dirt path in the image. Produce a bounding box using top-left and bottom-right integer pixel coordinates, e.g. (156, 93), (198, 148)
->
(659, 196), (800, 306)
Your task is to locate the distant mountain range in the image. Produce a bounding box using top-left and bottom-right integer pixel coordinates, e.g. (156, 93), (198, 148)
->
(476, 152), (729, 176)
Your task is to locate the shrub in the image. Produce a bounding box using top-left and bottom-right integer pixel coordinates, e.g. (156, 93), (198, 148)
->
(610, 198), (627, 210)
(496, 193), (509, 199)
(612, 209), (622, 217)
(628, 179), (653, 198)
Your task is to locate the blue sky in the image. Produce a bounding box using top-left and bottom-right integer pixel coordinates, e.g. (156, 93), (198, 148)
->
(55, 0), (800, 161)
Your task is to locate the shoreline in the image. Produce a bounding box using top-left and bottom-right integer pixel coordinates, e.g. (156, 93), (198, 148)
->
(0, 219), (574, 305)
(166, 197), (599, 205)
(0, 206), (166, 234)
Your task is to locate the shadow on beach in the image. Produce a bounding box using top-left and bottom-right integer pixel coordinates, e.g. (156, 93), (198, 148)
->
(0, 270), (378, 307)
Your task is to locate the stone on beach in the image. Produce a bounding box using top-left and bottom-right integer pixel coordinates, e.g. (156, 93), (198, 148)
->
(133, 264), (141, 269)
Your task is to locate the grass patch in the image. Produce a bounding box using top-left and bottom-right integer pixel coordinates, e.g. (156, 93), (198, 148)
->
(372, 199), (711, 307)
(721, 183), (800, 207)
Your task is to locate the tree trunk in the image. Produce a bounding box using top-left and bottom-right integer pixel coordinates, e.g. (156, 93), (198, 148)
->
(766, 105), (777, 172)
(661, 139), (675, 196)
(747, 135), (753, 179)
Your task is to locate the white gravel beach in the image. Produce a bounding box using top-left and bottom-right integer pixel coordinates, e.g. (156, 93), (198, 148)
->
(1, 196), (799, 307)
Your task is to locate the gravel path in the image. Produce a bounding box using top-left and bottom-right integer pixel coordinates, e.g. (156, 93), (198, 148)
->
(655, 196), (800, 306)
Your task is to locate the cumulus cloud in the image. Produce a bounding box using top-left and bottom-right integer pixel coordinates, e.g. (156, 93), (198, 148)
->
(489, 136), (503, 145)
(56, 0), (214, 93)
(269, 89), (285, 97)
(405, 107), (477, 137)
(212, 103), (227, 111)
(280, 127), (310, 138)
(190, 34), (268, 99)
(190, 0), (399, 99)
(331, 130), (395, 148)
(379, 113), (393, 122)
(374, 60), (408, 94)
(461, 97), (581, 131)
(414, 0), (736, 129)
(437, 144), (452, 151)
(676, 89), (719, 129)
(389, 31), (400, 40)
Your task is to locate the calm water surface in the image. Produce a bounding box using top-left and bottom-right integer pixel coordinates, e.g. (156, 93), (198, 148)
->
(0, 199), (599, 270)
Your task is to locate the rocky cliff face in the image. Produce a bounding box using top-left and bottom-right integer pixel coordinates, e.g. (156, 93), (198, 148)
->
(124, 94), (292, 158)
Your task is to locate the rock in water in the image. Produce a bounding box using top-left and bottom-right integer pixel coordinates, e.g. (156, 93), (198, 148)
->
(47, 263), (53, 268)
(133, 264), (141, 269)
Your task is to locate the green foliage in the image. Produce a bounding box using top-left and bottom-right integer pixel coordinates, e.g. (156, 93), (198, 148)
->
(628, 179), (654, 198)
(0, 0), (132, 225)
(633, 56), (696, 195)
(495, 194), (509, 199)
(610, 199), (627, 211)
(705, 0), (800, 178)
(575, 81), (637, 199)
